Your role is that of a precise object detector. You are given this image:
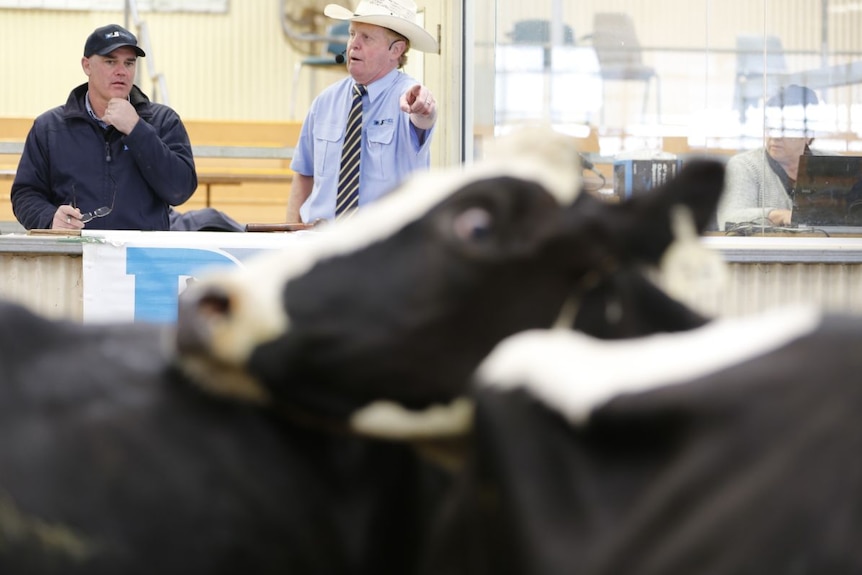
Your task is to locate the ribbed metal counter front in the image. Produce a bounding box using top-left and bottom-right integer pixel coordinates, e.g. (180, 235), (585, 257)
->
(0, 234), (84, 320)
(2, 233), (862, 323)
(661, 236), (862, 318)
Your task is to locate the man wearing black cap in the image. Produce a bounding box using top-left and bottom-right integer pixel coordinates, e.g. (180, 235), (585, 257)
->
(11, 24), (197, 231)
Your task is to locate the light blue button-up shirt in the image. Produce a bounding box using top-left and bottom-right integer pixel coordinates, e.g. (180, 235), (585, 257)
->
(291, 68), (434, 222)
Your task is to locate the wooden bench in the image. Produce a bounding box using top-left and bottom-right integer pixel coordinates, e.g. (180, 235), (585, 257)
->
(184, 120), (301, 223)
(0, 118), (32, 223)
(0, 118), (303, 225)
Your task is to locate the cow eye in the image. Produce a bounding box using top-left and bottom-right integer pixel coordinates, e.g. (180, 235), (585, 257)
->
(452, 206), (493, 242)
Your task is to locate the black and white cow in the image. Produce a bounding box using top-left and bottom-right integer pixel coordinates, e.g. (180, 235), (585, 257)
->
(173, 126), (862, 573)
(422, 307), (862, 574)
(0, 126), (730, 573)
(176, 127), (724, 428)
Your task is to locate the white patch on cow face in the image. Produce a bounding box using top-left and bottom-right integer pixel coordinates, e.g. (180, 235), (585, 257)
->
(183, 127), (584, 369)
(183, 272), (290, 368)
(349, 397), (474, 440)
(476, 305), (823, 424)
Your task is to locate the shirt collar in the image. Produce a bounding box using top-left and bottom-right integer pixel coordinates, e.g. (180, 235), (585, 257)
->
(362, 68), (402, 104)
(85, 91), (109, 129)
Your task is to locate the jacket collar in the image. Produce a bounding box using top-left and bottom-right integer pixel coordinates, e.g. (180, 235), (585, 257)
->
(63, 82), (153, 121)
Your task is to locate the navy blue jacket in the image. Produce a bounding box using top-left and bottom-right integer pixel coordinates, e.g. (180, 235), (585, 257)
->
(11, 83), (197, 231)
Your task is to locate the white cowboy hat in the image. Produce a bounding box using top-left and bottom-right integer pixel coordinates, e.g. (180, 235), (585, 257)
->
(324, 0), (439, 53)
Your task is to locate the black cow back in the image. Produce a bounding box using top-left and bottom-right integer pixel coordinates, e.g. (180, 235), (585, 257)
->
(423, 314), (862, 575)
(0, 301), (450, 574)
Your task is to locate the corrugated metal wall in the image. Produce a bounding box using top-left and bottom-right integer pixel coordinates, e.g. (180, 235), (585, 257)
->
(5, 254), (862, 322)
(0, 2), (448, 164)
(2, 1), (859, 122)
(0, 254), (82, 320)
(663, 262), (862, 318)
(0, 2), (443, 123)
(0, 4), (299, 121)
(144, 2), (297, 120)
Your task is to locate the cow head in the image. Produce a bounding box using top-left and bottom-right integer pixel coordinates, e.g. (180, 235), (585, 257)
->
(175, 127), (725, 426)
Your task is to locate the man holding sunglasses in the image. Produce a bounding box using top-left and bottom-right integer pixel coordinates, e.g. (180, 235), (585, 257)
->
(11, 24), (197, 231)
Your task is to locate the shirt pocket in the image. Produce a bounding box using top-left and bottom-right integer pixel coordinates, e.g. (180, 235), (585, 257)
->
(366, 123), (396, 178)
(313, 122), (343, 177)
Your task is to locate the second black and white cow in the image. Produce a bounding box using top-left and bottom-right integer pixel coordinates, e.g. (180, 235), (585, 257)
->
(422, 307), (862, 574)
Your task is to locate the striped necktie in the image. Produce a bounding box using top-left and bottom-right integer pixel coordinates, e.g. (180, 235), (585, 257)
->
(336, 83), (366, 219)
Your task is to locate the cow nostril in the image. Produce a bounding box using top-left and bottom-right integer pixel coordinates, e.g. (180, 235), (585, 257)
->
(197, 290), (232, 319)
(176, 286), (233, 355)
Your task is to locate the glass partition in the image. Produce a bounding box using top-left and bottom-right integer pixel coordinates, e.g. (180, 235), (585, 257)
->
(470, 0), (862, 234)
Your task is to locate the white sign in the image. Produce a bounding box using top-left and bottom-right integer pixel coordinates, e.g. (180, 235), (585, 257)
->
(82, 230), (316, 324)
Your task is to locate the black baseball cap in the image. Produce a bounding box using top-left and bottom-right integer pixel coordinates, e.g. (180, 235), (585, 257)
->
(84, 24), (146, 58)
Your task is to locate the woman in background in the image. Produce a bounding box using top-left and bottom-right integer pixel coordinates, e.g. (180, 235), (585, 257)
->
(717, 84), (823, 231)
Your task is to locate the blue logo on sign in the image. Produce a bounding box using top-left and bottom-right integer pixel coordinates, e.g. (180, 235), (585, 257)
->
(126, 247), (239, 323)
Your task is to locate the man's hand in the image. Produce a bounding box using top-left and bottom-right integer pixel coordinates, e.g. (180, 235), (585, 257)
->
(103, 98), (140, 135)
(400, 84), (437, 130)
(52, 205), (83, 230)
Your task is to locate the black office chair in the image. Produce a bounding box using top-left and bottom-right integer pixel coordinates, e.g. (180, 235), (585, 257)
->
(290, 21), (350, 118)
(733, 34), (787, 122)
(587, 12), (660, 123)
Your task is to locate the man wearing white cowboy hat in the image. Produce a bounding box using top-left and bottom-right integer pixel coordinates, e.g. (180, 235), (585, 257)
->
(287, 0), (440, 223)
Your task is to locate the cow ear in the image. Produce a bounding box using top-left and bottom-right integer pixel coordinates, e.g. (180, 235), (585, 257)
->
(612, 160), (726, 265)
(660, 205), (728, 305)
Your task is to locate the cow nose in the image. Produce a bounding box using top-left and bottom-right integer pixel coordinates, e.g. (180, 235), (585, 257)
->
(176, 285), (232, 355)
